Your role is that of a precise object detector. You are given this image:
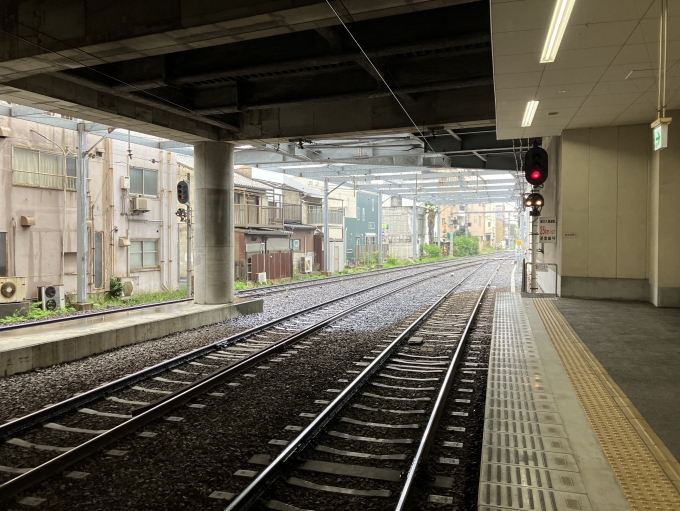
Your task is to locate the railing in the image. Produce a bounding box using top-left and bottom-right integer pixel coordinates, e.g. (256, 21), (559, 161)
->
(307, 205), (343, 225)
(13, 170), (76, 191)
(283, 203), (302, 223)
(234, 204), (284, 227)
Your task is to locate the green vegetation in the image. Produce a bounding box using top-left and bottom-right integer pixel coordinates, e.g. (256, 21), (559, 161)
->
(91, 288), (187, 308)
(421, 243), (442, 258)
(109, 277), (123, 299)
(0, 301), (76, 324)
(0, 288), (187, 324)
(452, 235), (480, 257)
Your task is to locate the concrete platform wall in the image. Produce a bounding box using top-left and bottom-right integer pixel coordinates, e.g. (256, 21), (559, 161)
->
(537, 123), (680, 306)
(0, 299), (262, 377)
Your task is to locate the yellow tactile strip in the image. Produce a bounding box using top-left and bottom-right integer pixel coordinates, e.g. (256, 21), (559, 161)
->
(534, 299), (680, 511)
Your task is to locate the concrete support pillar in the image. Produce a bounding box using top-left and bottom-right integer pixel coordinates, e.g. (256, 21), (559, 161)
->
(323, 178), (329, 272)
(649, 113), (680, 306)
(377, 191), (383, 265)
(194, 142), (234, 304)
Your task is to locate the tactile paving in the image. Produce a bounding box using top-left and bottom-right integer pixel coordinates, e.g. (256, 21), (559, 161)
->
(534, 299), (680, 511)
(479, 293), (593, 510)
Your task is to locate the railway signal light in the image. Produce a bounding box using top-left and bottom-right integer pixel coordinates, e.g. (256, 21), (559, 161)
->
(177, 180), (189, 204)
(524, 141), (548, 186)
(525, 192), (544, 216)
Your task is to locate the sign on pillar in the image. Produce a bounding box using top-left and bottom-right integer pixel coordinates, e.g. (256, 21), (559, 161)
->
(538, 217), (556, 243)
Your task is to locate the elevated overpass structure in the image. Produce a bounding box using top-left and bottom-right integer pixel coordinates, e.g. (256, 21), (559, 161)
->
(1, 0), (678, 308)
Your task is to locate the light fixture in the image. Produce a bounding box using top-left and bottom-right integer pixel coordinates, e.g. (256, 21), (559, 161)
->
(540, 0), (576, 63)
(521, 100), (539, 127)
(235, 144), (254, 149)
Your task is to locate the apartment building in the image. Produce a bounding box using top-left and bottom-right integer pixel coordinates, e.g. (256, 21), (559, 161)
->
(0, 110), (179, 301)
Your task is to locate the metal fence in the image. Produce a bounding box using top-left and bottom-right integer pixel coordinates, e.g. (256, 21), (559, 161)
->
(307, 205), (343, 225)
(234, 204), (284, 227)
(354, 243), (389, 265)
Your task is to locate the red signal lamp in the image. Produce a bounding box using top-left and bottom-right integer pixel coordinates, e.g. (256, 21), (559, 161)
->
(531, 170), (541, 180)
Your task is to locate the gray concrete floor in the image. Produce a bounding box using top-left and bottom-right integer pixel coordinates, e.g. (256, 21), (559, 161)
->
(555, 298), (680, 460)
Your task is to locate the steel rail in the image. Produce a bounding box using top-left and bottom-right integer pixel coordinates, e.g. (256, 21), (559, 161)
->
(0, 255), (494, 331)
(0, 261), (479, 503)
(395, 262), (500, 510)
(225, 261), (493, 511)
(234, 254), (487, 297)
(0, 258), (480, 441)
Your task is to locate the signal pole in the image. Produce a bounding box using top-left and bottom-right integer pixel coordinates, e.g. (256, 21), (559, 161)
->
(530, 195), (538, 293)
(186, 173), (193, 298)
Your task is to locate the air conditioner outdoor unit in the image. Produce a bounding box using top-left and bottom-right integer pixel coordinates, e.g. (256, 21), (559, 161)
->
(256, 272), (267, 284)
(132, 197), (150, 212)
(0, 277), (27, 304)
(38, 285), (65, 311)
(120, 277), (136, 296)
(304, 256), (313, 273)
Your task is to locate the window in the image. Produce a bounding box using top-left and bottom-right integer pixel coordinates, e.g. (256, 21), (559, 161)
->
(368, 222), (375, 229)
(130, 240), (158, 269)
(291, 239), (301, 251)
(488, 221), (491, 227)
(130, 167), (158, 196)
(12, 147), (77, 190)
(362, 208), (365, 221)
(0, 232), (6, 277)
(371, 198), (375, 212)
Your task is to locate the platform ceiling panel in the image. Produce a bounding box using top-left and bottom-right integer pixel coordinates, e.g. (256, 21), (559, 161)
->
(491, 0), (680, 139)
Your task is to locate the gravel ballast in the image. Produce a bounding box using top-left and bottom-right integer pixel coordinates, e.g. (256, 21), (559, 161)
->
(5, 262), (511, 510)
(0, 258), (489, 424)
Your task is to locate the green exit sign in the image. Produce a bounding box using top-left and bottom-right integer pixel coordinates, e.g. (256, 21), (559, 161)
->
(653, 121), (669, 151)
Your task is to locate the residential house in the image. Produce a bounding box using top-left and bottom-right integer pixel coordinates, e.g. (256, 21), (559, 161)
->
(344, 191), (380, 265)
(176, 160), (291, 282)
(0, 107), (179, 302)
(251, 170), (322, 274)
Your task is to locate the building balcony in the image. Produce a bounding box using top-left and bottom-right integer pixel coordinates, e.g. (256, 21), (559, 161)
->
(234, 204), (284, 228)
(306, 205), (343, 226)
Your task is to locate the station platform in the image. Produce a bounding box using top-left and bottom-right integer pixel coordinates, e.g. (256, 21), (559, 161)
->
(0, 298), (263, 378)
(480, 292), (680, 511)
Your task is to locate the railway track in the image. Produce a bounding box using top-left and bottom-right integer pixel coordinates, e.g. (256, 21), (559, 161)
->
(0, 256), (483, 333)
(0, 257), (494, 505)
(225, 260), (501, 511)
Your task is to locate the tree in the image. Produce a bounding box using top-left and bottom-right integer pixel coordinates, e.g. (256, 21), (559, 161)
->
(424, 202), (438, 245)
(453, 235), (479, 257)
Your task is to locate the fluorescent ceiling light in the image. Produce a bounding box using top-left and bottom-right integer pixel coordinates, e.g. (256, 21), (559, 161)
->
(235, 144), (254, 149)
(541, 0), (576, 63)
(521, 100), (539, 127)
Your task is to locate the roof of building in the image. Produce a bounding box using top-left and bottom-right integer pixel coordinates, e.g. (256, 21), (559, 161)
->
(177, 155), (271, 192)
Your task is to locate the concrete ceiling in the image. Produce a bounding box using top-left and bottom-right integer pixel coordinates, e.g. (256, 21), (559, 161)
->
(492, 0), (680, 139)
(0, 0), (497, 143)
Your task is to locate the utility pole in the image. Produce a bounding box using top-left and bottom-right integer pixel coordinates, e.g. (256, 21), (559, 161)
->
(76, 123), (88, 307)
(323, 178), (329, 273)
(186, 173), (193, 298)
(436, 205), (441, 250)
(412, 200), (418, 259)
(377, 190), (383, 266)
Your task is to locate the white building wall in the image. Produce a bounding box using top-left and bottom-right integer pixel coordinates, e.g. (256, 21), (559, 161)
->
(0, 114), (178, 300)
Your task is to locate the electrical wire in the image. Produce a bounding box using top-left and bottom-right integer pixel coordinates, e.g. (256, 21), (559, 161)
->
(324, 0), (449, 171)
